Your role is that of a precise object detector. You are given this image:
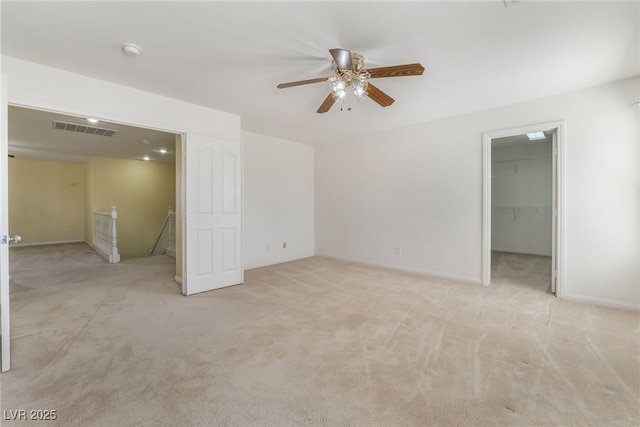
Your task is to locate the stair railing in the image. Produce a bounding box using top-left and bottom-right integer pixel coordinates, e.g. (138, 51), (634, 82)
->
(93, 206), (120, 263)
(150, 207), (176, 257)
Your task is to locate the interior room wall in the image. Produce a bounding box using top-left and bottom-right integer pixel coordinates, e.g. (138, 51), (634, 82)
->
(85, 156), (175, 259)
(243, 131), (314, 269)
(315, 77), (639, 310)
(8, 157), (85, 245)
(84, 154), (95, 245)
(491, 141), (552, 256)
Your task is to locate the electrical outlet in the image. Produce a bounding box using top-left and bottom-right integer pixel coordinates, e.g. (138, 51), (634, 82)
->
(282, 242), (287, 249)
(64, 227), (70, 234)
(266, 244), (271, 252)
(394, 246), (401, 255)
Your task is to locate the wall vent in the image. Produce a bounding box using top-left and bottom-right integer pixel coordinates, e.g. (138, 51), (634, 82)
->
(52, 120), (118, 137)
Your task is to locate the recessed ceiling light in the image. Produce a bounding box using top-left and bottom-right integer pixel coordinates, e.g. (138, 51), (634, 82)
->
(122, 43), (142, 56)
(142, 140), (150, 144)
(526, 132), (545, 141)
(143, 156), (151, 161)
(159, 149), (168, 154)
(86, 118), (99, 124)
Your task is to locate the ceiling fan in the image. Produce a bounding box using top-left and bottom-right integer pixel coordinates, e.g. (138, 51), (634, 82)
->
(277, 48), (425, 113)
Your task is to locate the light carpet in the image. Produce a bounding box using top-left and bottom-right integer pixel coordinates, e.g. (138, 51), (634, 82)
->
(1, 243), (638, 426)
(491, 251), (552, 294)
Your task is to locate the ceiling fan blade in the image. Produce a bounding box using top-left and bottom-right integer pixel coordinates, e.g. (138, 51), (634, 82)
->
(316, 93), (336, 114)
(367, 63), (425, 79)
(329, 48), (353, 70)
(277, 77), (329, 89)
(366, 83), (395, 107)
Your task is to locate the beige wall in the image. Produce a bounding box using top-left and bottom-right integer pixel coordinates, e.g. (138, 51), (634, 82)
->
(84, 157), (94, 244)
(8, 157), (85, 244)
(85, 156), (175, 260)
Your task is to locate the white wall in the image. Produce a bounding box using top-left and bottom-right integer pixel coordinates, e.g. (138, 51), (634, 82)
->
(316, 77), (639, 310)
(2, 57), (240, 140)
(243, 131), (314, 269)
(491, 141), (552, 256)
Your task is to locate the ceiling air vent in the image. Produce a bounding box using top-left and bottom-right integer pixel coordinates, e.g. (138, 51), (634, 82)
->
(52, 121), (118, 137)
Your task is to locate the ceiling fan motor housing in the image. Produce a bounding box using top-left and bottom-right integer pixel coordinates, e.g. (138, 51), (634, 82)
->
(332, 51), (368, 85)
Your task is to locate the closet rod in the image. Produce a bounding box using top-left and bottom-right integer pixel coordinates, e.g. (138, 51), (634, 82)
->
(491, 155), (552, 164)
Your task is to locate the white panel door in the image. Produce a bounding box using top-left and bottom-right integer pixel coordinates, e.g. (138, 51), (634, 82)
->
(183, 134), (242, 295)
(1, 75), (10, 372)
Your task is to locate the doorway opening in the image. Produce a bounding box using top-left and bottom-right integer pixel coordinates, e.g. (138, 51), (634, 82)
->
(8, 105), (178, 263)
(3, 104), (182, 372)
(482, 121), (565, 296)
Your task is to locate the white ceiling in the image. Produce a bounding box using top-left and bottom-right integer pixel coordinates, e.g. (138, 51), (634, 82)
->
(8, 106), (177, 163)
(1, 1), (638, 161)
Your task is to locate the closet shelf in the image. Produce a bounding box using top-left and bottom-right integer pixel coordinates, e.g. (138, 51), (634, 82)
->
(493, 206), (551, 210)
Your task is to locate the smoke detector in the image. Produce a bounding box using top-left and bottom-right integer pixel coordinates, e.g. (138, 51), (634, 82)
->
(122, 43), (142, 56)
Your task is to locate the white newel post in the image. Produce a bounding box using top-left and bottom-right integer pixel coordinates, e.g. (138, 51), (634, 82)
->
(110, 206), (120, 263)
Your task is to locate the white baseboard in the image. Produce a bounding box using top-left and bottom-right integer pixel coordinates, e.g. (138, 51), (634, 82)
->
(174, 275), (183, 285)
(11, 239), (84, 248)
(491, 248), (552, 257)
(315, 253), (481, 285)
(562, 292), (640, 312)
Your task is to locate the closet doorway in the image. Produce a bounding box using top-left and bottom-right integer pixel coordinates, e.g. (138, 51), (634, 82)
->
(482, 121), (565, 296)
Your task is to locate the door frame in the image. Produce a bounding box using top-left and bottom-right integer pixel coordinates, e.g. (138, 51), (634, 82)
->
(482, 120), (565, 297)
(1, 75), (11, 372)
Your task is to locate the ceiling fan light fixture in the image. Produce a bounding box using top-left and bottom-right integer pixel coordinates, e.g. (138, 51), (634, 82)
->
(329, 77), (345, 90)
(353, 77), (368, 101)
(330, 75), (368, 103)
(329, 77), (347, 100)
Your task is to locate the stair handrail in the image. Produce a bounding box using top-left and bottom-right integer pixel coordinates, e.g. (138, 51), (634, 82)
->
(150, 207), (175, 255)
